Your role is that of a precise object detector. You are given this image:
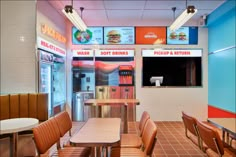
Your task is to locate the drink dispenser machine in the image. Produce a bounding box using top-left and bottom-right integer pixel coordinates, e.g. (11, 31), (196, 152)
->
(119, 65), (133, 86)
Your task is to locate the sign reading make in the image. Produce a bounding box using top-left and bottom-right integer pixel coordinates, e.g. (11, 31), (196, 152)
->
(95, 50), (134, 57)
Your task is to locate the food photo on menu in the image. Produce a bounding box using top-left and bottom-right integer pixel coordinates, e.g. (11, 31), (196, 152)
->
(167, 27), (189, 44)
(104, 27), (135, 45)
(72, 27), (103, 45)
(106, 30), (121, 44)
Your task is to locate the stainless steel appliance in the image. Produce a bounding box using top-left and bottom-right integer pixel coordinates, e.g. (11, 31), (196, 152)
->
(72, 91), (94, 121)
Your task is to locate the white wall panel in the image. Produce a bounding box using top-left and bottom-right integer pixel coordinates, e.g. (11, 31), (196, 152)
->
(0, 0), (37, 93)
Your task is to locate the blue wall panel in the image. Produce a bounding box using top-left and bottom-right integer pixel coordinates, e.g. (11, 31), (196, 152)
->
(208, 48), (235, 112)
(208, 1), (236, 113)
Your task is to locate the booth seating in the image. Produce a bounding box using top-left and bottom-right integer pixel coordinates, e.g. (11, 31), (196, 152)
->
(120, 111), (150, 148)
(33, 117), (91, 157)
(111, 119), (157, 157)
(197, 120), (225, 157)
(182, 111), (203, 150)
(0, 93), (48, 156)
(0, 93), (48, 121)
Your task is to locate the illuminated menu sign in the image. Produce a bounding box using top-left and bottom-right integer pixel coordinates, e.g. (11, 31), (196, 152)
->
(104, 27), (135, 45)
(95, 50), (134, 57)
(142, 49), (202, 57)
(72, 27), (103, 45)
(73, 50), (93, 57)
(135, 27), (166, 44)
(167, 27), (198, 45)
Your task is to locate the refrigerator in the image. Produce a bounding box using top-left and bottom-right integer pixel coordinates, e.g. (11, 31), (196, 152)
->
(38, 50), (53, 116)
(38, 50), (66, 117)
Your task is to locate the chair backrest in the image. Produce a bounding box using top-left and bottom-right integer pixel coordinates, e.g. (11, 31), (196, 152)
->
(196, 120), (224, 156)
(33, 118), (60, 154)
(139, 111), (150, 136)
(54, 111), (72, 137)
(182, 111), (198, 136)
(142, 119), (157, 156)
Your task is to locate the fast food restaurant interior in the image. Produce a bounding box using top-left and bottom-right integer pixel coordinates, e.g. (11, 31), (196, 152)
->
(0, 0), (235, 157)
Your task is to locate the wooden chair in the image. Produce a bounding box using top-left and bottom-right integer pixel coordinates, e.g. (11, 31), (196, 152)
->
(111, 119), (157, 157)
(120, 111), (150, 148)
(182, 111), (202, 149)
(54, 111), (73, 148)
(196, 120), (224, 157)
(32, 118), (90, 157)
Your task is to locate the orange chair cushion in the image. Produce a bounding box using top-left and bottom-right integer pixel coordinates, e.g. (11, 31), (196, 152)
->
(120, 134), (142, 148)
(54, 111), (72, 137)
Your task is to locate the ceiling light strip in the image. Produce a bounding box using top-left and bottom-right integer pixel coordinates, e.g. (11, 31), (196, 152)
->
(170, 7), (197, 31)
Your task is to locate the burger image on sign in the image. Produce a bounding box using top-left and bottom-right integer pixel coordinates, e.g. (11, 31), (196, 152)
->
(169, 32), (177, 39)
(107, 30), (121, 44)
(178, 32), (187, 40)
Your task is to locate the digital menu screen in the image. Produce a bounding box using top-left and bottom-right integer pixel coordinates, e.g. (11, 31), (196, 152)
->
(104, 27), (135, 45)
(72, 27), (103, 45)
(167, 27), (198, 45)
(135, 27), (166, 44)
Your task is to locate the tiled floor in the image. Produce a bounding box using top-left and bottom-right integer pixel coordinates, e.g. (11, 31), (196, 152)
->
(0, 121), (235, 157)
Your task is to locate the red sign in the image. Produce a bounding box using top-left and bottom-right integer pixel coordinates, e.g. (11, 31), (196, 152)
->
(37, 37), (66, 56)
(136, 27), (166, 44)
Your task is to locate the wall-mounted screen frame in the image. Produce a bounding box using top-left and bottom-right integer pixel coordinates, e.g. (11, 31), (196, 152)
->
(142, 49), (202, 87)
(103, 27), (135, 45)
(167, 27), (198, 45)
(72, 26), (103, 45)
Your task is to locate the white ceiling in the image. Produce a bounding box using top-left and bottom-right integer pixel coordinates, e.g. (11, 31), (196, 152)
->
(48, 0), (225, 26)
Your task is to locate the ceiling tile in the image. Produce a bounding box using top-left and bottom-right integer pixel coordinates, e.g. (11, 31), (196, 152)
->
(104, 1), (146, 9)
(107, 10), (142, 20)
(145, 0), (186, 10)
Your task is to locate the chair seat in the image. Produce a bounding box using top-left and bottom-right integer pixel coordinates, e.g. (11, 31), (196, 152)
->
(111, 147), (145, 157)
(52, 147), (91, 157)
(121, 134), (142, 148)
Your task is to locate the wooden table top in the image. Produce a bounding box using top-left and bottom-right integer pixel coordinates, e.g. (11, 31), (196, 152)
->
(70, 118), (121, 147)
(208, 118), (236, 134)
(84, 99), (140, 106)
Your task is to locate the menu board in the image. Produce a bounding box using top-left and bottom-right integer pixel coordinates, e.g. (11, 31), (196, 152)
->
(135, 27), (166, 44)
(104, 27), (135, 44)
(167, 27), (198, 45)
(72, 27), (103, 45)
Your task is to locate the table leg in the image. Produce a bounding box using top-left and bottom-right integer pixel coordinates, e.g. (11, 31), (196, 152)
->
(10, 132), (18, 157)
(124, 103), (128, 133)
(98, 106), (102, 118)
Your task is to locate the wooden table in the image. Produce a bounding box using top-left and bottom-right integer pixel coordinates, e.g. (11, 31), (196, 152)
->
(0, 118), (39, 157)
(208, 118), (236, 145)
(84, 99), (140, 133)
(70, 118), (121, 157)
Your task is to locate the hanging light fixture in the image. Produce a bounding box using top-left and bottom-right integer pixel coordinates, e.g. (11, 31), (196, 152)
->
(169, 0), (197, 31)
(62, 1), (87, 32)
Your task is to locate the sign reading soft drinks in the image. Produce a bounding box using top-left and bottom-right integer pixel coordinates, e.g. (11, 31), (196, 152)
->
(95, 50), (134, 57)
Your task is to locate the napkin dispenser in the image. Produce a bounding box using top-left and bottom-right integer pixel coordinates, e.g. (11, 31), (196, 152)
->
(150, 76), (163, 86)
